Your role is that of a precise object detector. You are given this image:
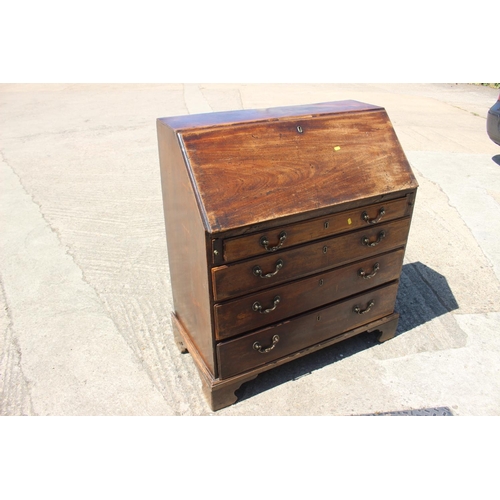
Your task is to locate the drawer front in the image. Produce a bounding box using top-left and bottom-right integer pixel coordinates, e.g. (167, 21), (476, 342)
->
(217, 281), (399, 379)
(212, 217), (411, 301)
(214, 248), (405, 340)
(221, 197), (410, 263)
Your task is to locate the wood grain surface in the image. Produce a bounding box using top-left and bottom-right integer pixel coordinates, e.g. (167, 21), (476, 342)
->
(222, 196), (411, 263)
(217, 281), (400, 379)
(212, 217), (412, 301)
(173, 104), (417, 233)
(214, 249), (405, 339)
(157, 120), (215, 374)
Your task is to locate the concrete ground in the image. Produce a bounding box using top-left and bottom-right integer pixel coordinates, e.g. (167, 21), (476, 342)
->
(1, 83), (499, 416)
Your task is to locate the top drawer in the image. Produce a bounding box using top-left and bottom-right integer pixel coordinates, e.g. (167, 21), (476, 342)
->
(219, 196), (411, 263)
(212, 217), (411, 301)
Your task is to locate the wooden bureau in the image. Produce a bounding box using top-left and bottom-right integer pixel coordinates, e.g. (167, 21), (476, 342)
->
(157, 100), (418, 411)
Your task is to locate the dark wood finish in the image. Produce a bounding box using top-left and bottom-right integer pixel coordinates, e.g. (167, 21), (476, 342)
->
(223, 197), (410, 263)
(217, 281), (399, 379)
(171, 312), (218, 390)
(171, 311), (258, 411)
(157, 121), (215, 373)
(215, 249), (405, 339)
(202, 375), (258, 411)
(173, 309), (400, 411)
(212, 217), (411, 301)
(377, 315), (400, 342)
(157, 101), (417, 410)
(159, 101), (417, 234)
(210, 189), (416, 242)
(160, 100), (383, 131)
(177, 110), (417, 233)
(172, 317), (188, 353)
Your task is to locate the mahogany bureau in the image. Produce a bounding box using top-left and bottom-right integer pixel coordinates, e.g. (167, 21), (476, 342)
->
(157, 100), (418, 411)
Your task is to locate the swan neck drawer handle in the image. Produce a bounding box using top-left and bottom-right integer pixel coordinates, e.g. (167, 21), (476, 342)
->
(362, 207), (385, 224)
(260, 231), (287, 252)
(358, 262), (380, 279)
(253, 335), (280, 353)
(252, 296), (281, 314)
(353, 300), (375, 315)
(253, 259), (284, 278)
(362, 231), (386, 247)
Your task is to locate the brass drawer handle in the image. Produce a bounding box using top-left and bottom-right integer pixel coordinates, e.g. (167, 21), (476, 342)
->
(260, 231), (287, 252)
(358, 262), (380, 279)
(353, 300), (375, 315)
(362, 231), (386, 247)
(362, 207), (385, 224)
(253, 334), (280, 353)
(252, 296), (280, 314)
(253, 259), (284, 278)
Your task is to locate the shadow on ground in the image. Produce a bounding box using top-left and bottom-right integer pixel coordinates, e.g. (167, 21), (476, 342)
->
(492, 154), (500, 166)
(234, 262), (459, 408)
(359, 406), (454, 416)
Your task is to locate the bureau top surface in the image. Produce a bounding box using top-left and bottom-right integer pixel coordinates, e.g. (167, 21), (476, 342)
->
(158, 100), (418, 233)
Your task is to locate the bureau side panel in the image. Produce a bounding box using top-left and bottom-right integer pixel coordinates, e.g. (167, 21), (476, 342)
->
(157, 121), (215, 375)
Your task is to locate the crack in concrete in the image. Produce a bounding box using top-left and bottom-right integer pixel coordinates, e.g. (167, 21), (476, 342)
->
(0, 272), (36, 416)
(410, 163), (458, 214)
(411, 161), (500, 287)
(182, 84), (213, 114)
(0, 148), (107, 294)
(236, 88), (244, 110)
(450, 104), (486, 119)
(0, 148), (172, 410)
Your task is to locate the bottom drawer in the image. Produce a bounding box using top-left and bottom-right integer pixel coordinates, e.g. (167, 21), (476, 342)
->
(217, 281), (399, 379)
